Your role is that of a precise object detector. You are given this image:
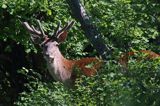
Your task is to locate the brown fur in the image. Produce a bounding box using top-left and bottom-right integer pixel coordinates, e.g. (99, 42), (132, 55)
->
(119, 50), (160, 68)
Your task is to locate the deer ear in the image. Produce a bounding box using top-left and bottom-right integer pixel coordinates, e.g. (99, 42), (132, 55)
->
(57, 31), (68, 43)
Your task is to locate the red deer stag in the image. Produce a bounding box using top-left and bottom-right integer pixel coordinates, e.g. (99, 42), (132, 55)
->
(22, 20), (102, 87)
(119, 50), (160, 69)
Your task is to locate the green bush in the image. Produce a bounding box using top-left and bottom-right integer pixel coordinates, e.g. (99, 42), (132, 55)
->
(14, 59), (160, 106)
(1, 0), (160, 105)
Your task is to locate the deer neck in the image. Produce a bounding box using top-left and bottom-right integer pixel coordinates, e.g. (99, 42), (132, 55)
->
(45, 48), (75, 86)
(52, 49), (64, 61)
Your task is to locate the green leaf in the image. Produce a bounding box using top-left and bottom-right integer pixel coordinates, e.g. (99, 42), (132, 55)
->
(47, 9), (52, 16)
(2, 4), (7, 9)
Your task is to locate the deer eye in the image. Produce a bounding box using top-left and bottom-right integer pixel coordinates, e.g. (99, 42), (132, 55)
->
(40, 44), (46, 48)
(40, 44), (44, 48)
(42, 45), (48, 50)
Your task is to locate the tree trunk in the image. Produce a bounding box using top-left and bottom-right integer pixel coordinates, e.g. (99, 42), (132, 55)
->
(66, 0), (111, 60)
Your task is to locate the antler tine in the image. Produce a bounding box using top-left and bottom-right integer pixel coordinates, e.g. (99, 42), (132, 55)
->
(51, 21), (61, 37)
(22, 22), (41, 35)
(57, 22), (69, 37)
(31, 25), (40, 34)
(36, 20), (46, 37)
(56, 21), (75, 38)
(65, 21), (75, 31)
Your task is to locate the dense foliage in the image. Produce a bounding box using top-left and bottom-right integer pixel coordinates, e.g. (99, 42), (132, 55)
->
(0, 0), (160, 106)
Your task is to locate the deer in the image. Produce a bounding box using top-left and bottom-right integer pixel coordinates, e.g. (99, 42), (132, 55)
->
(119, 50), (160, 69)
(22, 20), (102, 87)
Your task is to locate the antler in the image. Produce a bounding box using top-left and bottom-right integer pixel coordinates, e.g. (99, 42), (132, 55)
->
(41, 20), (75, 45)
(23, 19), (75, 45)
(56, 21), (75, 38)
(36, 20), (46, 37)
(22, 20), (46, 38)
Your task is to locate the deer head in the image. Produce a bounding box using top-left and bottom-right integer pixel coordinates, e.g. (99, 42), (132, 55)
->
(22, 20), (75, 59)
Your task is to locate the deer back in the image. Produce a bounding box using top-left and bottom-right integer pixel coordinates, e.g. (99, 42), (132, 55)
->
(119, 50), (160, 68)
